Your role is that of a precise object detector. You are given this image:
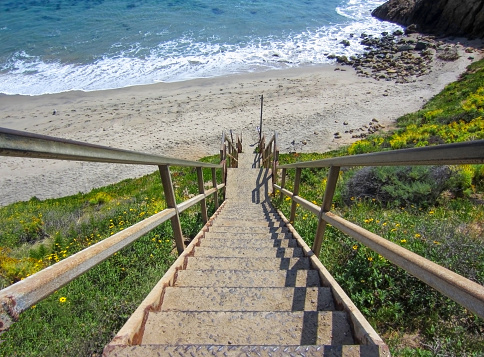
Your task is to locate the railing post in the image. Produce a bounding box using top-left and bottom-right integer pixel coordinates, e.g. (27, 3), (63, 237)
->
(211, 167), (219, 209)
(158, 165), (185, 255)
(259, 95), (263, 144)
(279, 168), (286, 203)
(237, 133), (243, 153)
(260, 135), (265, 169)
(312, 166), (341, 256)
(289, 168), (302, 224)
(197, 167), (209, 224)
(220, 132), (227, 195)
(272, 133), (279, 196)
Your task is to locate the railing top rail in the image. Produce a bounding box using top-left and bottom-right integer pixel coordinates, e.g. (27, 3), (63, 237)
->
(279, 140), (484, 169)
(0, 128), (221, 168)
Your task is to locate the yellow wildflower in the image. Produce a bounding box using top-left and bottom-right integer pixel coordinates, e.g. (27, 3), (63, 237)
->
(59, 297), (67, 303)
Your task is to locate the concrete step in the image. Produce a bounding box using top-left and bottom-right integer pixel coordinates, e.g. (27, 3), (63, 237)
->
(217, 209), (280, 216)
(174, 270), (322, 288)
(209, 226), (289, 234)
(105, 344), (383, 357)
(185, 257), (311, 270)
(216, 213), (280, 218)
(213, 220), (285, 227)
(204, 231), (292, 239)
(199, 237), (298, 248)
(194, 246), (304, 258)
(213, 219), (286, 229)
(142, 311), (354, 345)
(161, 287), (335, 312)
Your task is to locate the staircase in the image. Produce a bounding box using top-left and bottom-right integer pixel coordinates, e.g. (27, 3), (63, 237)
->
(104, 149), (389, 356)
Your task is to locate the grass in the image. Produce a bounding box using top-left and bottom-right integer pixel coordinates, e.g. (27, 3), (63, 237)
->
(0, 157), (221, 356)
(273, 58), (484, 356)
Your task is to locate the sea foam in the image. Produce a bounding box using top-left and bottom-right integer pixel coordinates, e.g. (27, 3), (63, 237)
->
(0, 0), (401, 96)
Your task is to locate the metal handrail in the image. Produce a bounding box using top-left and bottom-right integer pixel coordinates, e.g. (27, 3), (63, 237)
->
(279, 140), (484, 168)
(0, 127), (225, 332)
(0, 128), (221, 168)
(274, 138), (484, 319)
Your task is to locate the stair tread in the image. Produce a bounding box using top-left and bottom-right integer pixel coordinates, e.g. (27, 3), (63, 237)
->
(161, 287), (335, 311)
(105, 344), (382, 357)
(209, 226), (289, 233)
(185, 257), (311, 270)
(199, 237), (298, 248)
(204, 232), (292, 239)
(142, 311), (354, 345)
(174, 270), (321, 287)
(213, 220), (285, 227)
(194, 246), (304, 258)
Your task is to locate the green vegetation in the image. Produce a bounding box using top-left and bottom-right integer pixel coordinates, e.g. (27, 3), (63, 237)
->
(0, 158), (221, 356)
(1, 59), (484, 356)
(274, 59), (484, 356)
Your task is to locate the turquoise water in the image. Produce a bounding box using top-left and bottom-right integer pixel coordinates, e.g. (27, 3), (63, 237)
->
(0, 0), (401, 95)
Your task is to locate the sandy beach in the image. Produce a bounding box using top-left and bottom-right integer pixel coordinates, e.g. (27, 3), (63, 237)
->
(1, 42), (482, 206)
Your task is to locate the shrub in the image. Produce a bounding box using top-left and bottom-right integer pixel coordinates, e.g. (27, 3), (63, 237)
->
(343, 166), (451, 208)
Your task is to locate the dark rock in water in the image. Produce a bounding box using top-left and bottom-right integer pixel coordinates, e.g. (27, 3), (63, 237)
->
(340, 40), (351, 47)
(336, 55), (350, 64)
(372, 0), (484, 39)
(393, 29), (404, 36)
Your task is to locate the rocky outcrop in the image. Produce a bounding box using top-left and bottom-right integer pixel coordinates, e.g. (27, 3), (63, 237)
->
(327, 31), (480, 85)
(372, 0), (484, 39)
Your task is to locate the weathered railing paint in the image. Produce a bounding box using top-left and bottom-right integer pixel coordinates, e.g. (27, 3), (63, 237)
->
(0, 127), (226, 332)
(265, 136), (484, 320)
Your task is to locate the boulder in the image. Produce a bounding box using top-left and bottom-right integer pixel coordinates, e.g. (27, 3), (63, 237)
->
(372, 0), (484, 39)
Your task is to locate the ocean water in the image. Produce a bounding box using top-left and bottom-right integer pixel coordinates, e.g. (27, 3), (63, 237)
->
(0, 0), (401, 95)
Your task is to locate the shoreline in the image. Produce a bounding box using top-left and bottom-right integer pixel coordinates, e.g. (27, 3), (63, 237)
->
(1, 43), (482, 206)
